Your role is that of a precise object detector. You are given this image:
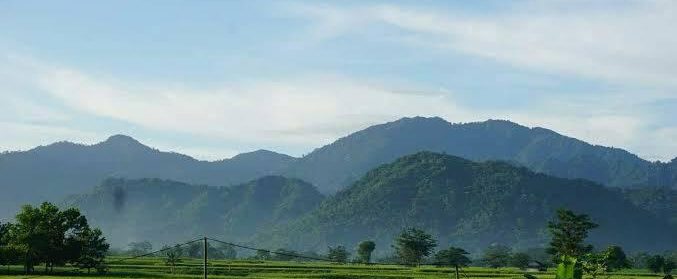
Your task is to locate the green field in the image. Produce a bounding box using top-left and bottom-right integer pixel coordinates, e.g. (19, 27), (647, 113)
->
(0, 257), (666, 279)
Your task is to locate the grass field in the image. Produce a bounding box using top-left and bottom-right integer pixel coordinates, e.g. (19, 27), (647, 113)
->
(0, 257), (666, 279)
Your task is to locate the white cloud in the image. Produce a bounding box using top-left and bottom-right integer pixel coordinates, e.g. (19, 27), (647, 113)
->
(289, 1), (677, 87)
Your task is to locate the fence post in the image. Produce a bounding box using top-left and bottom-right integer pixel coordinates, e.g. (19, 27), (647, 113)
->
(203, 237), (208, 279)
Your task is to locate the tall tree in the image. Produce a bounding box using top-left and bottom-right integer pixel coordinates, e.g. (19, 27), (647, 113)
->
(356, 241), (376, 264)
(547, 209), (598, 279)
(603, 245), (630, 271)
(67, 228), (109, 273)
(547, 209), (598, 259)
(434, 247), (471, 279)
(327, 246), (349, 264)
(392, 227), (437, 266)
(510, 252), (531, 269)
(647, 255), (665, 273)
(482, 244), (512, 268)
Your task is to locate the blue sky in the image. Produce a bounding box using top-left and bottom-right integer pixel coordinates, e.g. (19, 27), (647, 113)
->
(1, 0), (676, 161)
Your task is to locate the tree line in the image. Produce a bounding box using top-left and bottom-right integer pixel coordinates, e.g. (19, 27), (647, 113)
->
(0, 202), (109, 274)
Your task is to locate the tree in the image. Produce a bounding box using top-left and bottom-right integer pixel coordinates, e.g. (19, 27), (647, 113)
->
(603, 245), (630, 271)
(392, 227), (437, 266)
(128, 241), (152, 256)
(664, 258), (675, 275)
(356, 241), (376, 264)
(67, 228), (109, 273)
(510, 252), (531, 270)
(434, 247), (471, 279)
(580, 253), (608, 279)
(163, 245), (183, 274)
(547, 209), (598, 279)
(547, 209), (598, 259)
(6, 202), (107, 274)
(327, 246), (349, 264)
(482, 244), (512, 268)
(647, 255), (665, 273)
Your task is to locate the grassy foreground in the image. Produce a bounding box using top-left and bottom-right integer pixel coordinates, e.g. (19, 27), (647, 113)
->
(0, 257), (665, 279)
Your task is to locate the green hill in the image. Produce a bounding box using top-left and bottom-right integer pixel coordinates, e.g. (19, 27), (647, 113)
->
(67, 176), (323, 247)
(261, 152), (676, 254)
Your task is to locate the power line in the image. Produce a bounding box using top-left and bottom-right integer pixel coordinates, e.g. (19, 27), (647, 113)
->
(106, 237), (203, 265)
(206, 237), (335, 263)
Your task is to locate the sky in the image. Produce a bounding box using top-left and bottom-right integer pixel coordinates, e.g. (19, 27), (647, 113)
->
(1, 0), (676, 161)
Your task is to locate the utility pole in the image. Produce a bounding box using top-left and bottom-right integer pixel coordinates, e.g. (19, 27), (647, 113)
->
(203, 237), (208, 279)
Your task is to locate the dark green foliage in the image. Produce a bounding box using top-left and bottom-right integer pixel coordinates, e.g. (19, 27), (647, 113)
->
(71, 176), (324, 247)
(648, 255), (666, 273)
(580, 252), (608, 279)
(547, 209), (598, 260)
(327, 246), (349, 263)
(482, 244), (512, 268)
(4, 202), (108, 274)
(356, 241), (376, 264)
(392, 227), (437, 266)
(434, 247), (471, 267)
(68, 228), (109, 273)
(510, 252), (531, 269)
(603, 245), (630, 271)
(622, 187), (677, 226)
(260, 152), (677, 254)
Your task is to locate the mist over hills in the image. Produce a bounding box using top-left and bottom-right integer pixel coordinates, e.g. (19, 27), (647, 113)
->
(66, 176), (323, 247)
(1, 117), (676, 220)
(258, 152), (677, 254)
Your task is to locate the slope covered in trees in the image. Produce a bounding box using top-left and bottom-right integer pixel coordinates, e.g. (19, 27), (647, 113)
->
(67, 176), (324, 247)
(259, 152), (676, 254)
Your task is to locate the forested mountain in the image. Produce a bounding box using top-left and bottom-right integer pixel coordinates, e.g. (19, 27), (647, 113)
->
(621, 187), (677, 226)
(287, 117), (673, 193)
(66, 176), (323, 247)
(259, 152), (677, 254)
(2, 117), (676, 220)
(0, 135), (294, 219)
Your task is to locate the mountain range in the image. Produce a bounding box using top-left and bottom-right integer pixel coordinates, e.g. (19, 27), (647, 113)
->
(1, 117), (675, 219)
(68, 152), (677, 254)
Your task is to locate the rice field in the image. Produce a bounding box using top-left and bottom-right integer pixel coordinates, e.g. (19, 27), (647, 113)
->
(0, 257), (666, 279)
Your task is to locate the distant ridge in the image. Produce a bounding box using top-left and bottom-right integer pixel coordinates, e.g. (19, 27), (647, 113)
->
(67, 176), (323, 247)
(285, 117), (673, 193)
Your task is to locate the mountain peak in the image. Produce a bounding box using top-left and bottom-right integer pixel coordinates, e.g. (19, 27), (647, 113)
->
(104, 134), (140, 144)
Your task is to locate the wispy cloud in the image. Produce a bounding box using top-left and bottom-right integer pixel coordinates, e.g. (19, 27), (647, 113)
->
(3, 54), (673, 160)
(288, 1), (677, 87)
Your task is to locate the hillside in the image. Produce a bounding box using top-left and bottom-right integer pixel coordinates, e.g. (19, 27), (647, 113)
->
(0, 135), (295, 219)
(287, 117), (672, 193)
(2, 117), (676, 219)
(66, 176), (324, 247)
(260, 152), (677, 254)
